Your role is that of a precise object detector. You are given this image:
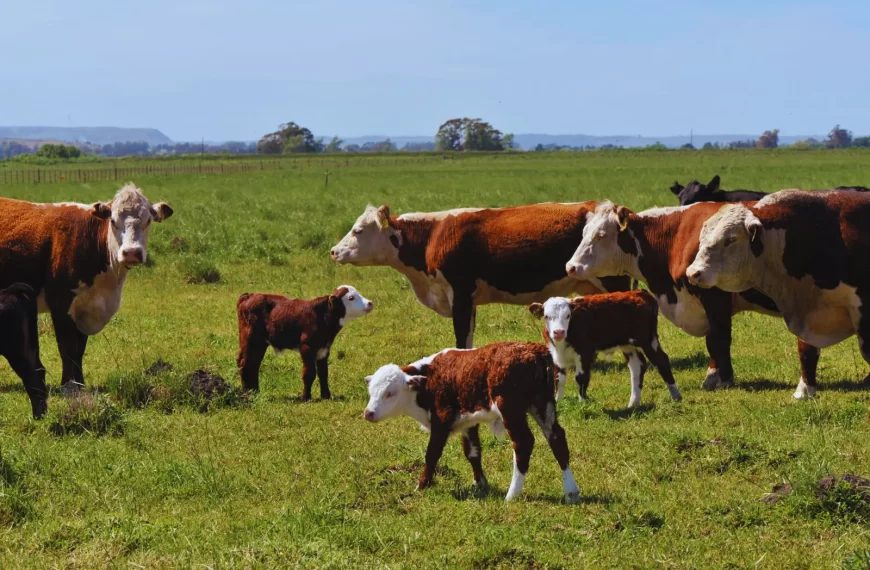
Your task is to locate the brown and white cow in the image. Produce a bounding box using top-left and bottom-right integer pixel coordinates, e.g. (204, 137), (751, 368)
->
(330, 203), (631, 348)
(564, 201), (820, 392)
(0, 184), (173, 387)
(363, 342), (581, 503)
(686, 189), (870, 397)
(0, 283), (47, 418)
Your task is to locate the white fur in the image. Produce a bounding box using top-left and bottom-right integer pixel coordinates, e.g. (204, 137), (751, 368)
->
(627, 353), (643, 408)
(397, 207), (485, 221)
(505, 452), (526, 501)
(409, 348), (475, 370)
(562, 469), (581, 503)
(316, 347), (329, 360)
(67, 270), (126, 335)
(337, 284), (373, 326)
(793, 377), (817, 399)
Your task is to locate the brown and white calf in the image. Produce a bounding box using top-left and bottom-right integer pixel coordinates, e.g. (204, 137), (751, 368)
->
(0, 283), (48, 418)
(363, 342), (581, 503)
(236, 285), (373, 399)
(687, 190), (870, 398)
(330, 203), (631, 348)
(565, 201), (820, 392)
(529, 291), (681, 408)
(0, 184), (173, 387)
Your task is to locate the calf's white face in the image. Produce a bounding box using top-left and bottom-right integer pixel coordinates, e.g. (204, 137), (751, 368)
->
(363, 364), (423, 422)
(566, 205), (626, 280)
(687, 204), (762, 292)
(529, 297), (573, 341)
(336, 284), (374, 322)
(93, 184), (173, 269)
(331, 205), (399, 266)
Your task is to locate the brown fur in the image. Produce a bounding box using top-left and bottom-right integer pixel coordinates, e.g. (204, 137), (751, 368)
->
(0, 283), (47, 418)
(236, 287), (350, 399)
(400, 342), (572, 491)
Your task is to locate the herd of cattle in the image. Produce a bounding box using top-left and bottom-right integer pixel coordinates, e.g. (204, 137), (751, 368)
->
(1, 178), (869, 502)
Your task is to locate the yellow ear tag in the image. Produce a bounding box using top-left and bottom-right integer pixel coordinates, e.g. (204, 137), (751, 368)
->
(619, 218), (628, 231)
(379, 217), (390, 229)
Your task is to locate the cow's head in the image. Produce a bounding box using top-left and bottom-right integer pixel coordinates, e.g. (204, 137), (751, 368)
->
(686, 203), (763, 291)
(529, 297), (577, 342)
(670, 175), (721, 206)
(362, 364), (425, 422)
(330, 205), (400, 266)
(566, 202), (632, 280)
(329, 284), (374, 324)
(92, 183), (173, 269)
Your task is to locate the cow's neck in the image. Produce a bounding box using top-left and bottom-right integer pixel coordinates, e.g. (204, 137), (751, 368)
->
(626, 214), (683, 293)
(389, 217), (435, 274)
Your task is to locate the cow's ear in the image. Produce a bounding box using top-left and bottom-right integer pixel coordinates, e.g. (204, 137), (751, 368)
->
(569, 296), (584, 309)
(91, 201), (112, 220)
(376, 205), (391, 230)
(364, 375), (373, 386)
(746, 217), (763, 243)
(670, 181), (684, 195)
(150, 202), (174, 222)
(616, 206), (631, 231)
(328, 294), (338, 311)
(406, 375), (426, 391)
(528, 303), (544, 318)
(708, 175), (721, 193)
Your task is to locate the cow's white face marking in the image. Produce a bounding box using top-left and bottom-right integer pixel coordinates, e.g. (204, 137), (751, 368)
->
(687, 204), (761, 292)
(363, 364), (429, 427)
(331, 205), (399, 266)
(567, 204), (625, 280)
(539, 297), (572, 342)
(337, 285), (373, 325)
(100, 184), (172, 269)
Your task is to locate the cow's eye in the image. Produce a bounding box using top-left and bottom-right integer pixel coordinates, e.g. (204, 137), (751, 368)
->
(353, 228), (362, 235)
(347, 295), (355, 301)
(110, 219), (118, 228)
(385, 391), (394, 398)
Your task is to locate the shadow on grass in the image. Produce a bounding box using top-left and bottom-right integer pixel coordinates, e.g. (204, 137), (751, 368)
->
(605, 403), (656, 420)
(669, 351), (709, 371)
(740, 377), (870, 393)
(451, 485), (615, 505)
(269, 393), (351, 404)
(0, 382), (26, 393)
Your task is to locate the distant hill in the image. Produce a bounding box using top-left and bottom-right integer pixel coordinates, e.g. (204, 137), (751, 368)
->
(0, 126), (172, 146)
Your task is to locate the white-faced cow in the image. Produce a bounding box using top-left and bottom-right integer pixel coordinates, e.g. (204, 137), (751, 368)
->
(686, 190), (870, 398)
(330, 203), (631, 348)
(0, 184), (173, 387)
(363, 342), (581, 503)
(565, 201), (821, 393)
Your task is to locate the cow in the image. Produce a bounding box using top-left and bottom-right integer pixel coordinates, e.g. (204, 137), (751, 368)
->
(528, 291), (682, 408)
(0, 283), (47, 418)
(670, 175), (766, 206)
(0, 184), (173, 388)
(686, 189), (870, 398)
(671, 175), (869, 206)
(363, 342), (581, 503)
(330, 203), (631, 349)
(564, 201), (821, 392)
(236, 285), (373, 399)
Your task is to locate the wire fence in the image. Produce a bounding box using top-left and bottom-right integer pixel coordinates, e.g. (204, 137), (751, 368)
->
(0, 155), (455, 185)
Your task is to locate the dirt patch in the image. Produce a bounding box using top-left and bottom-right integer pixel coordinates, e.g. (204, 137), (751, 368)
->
(188, 369), (231, 401)
(169, 236), (189, 252)
(145, 359), (174, 376)
(762, 483), (793, 504)
(817, 474), (870, 500)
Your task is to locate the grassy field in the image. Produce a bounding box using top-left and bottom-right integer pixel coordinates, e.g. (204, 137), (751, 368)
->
(1, 151), (869, 569)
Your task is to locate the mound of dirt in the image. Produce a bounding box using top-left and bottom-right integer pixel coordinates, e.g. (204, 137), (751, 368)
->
(762, 483), (792, 504)
(145, 359), (174, 376)
(817, 474), (870, 500)
(188, 369), (231, 401)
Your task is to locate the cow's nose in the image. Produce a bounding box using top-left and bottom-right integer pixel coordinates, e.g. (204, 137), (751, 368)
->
(363, 409), (375, 421)
(566, 263), (577, 276)
(687, 269), (702, 285)
(365, 301), (374, 310)
(330, 248), (338, 259)
(552, 329), (567, 340)
(121, 248), (143, 265)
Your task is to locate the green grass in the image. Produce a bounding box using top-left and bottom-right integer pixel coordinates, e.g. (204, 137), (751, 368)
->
(1, 152), (869, 568)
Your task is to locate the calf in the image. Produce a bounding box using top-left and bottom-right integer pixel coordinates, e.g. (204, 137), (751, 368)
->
(671, 175), (869, 206)
(529, 291), (681, 408)
(363, 342), (581, 503)
(236, 285), (373, 399)
(0, 283), (48, 418)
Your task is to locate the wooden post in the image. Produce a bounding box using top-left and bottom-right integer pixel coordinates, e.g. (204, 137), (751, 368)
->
(324, 170), (330, 188)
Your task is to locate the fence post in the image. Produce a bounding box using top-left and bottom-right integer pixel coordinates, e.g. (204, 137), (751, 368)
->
(37, 169), (41, 184)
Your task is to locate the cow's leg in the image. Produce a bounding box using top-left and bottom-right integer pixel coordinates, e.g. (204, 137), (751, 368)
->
(50, 312), (87, 388)
(641, 336), (682, 403)
(419, 427), (449, 489)
(5, 352), (48, 419)
(502, 413), (534, 501)
(554, 364), (567, 400)
(794, 339), (820, 399)
(625, 350), (645, 408)
(451, 292), (476, 349)
(299, 346), (317, 401)
(461, 425), (487, 489)
(574, 351), (595, 402)
(700, 292), (735, 390)
(315, 357), (331, 399)
(237, 331), (268, 391)
(530, 399), (580, 503)
(857, 302), (870, 384)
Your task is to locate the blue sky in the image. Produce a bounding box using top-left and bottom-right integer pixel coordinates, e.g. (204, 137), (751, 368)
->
(2, 0), (868, 142)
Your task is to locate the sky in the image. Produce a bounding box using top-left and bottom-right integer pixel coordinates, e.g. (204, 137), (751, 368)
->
(2, 0), (868, 142)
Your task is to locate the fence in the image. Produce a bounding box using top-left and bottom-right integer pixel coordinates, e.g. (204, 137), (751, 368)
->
(0, 155), (455, 185)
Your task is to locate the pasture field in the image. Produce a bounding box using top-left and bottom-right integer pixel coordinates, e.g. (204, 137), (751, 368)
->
(1, 151), (870, 569)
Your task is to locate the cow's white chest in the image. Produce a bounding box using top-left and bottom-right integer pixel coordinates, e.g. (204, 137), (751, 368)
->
(472, 276), (602, 306)
(549, 340), (578, 371)
(404, 269), (454, 317)
(657, 289), (710, 337)
(67, 270), (125, 335)
(450, 403), (505, 436)
(784, 282), (860, 348)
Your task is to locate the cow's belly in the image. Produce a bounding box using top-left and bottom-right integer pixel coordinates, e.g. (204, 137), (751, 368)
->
(785, 283), (860, 348)
(67, 271), (125, 335)
(472, 277), (602, 306)
(406, 269), (454, 317)
(657, 290), (710, 337)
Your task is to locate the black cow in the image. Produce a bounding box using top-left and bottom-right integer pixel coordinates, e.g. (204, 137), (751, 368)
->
(0, 283), (48, 418)
(671, 175), (869, 206)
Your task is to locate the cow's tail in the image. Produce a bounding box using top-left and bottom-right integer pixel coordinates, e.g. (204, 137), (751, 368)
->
(2, 282), (37, 300)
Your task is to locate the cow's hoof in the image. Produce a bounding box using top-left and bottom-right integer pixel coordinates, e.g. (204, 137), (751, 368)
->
(473, 477), (490, 492)
(717, 379), (735, 390)
(321, 391), (332, 400)
(668, 385), (683, 402)
(61, 382), (83, 397)
(627, 396), (641, 409)
(31, 401), (48, 420)
(564, 491), (581, 505)
(793, 380), (817, 399)
(701, 369), (720, 391)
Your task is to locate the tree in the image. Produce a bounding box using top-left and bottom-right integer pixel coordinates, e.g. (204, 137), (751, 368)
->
(257, 122), (321, 154)
(701, 142), (720, 150)
(728, 140), (755, 149)
(435, 118), (504, 151)
(35, 143), (80, 159)
(681, 143), (695, 150)
(853, 136), (870, 148)
(756, 129), (779, 148)
(826, 125), (852, 149)
(502, 133), (515, 150)
(326, 136), (343, 153)
(645, 142), (668, 150)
